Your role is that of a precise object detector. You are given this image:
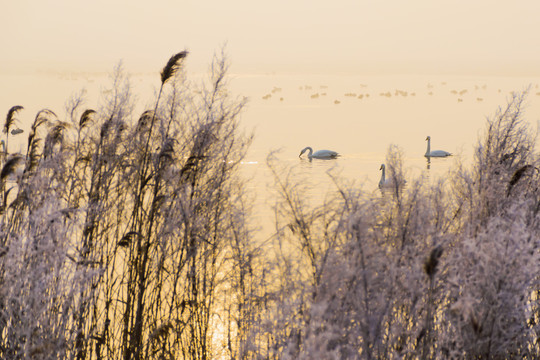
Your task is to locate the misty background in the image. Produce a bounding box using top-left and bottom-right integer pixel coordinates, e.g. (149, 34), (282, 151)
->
(2, 0), (540, 76)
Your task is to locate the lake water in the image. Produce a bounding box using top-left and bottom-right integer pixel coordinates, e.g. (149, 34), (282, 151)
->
(1, 70), (540, 239)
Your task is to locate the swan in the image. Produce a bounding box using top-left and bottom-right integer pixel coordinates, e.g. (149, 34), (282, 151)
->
(378, 164), (394, 188)
(299, 146), (339, 160)
(425, 136), (452, 157)
(379, 164), (390, 188)
(379, 163), (406, 189)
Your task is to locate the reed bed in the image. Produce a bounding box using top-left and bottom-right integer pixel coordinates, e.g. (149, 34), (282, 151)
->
(0, 51), (539, 359)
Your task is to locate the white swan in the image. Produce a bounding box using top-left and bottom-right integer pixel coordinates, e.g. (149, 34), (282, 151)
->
(378, 164), (394, 188)
(299, 146), (339, 160)
(379, 164), (392, 189)
(379, 163), (406, 189)
(425, 136), (452, 157)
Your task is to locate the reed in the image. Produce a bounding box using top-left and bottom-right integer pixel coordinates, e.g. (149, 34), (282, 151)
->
(254, 90), (540, 359)
(3, 105), (23, 155)
(161, 51), (188, 85)
(3, 105), (23, 135)
(1, 55), (539, 359)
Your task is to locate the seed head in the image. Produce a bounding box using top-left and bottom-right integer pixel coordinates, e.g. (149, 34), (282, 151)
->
(4, 105), (24, 134)
(160, 51), (188, 84)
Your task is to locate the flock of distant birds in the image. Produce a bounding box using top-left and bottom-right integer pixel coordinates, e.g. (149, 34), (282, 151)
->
(262, 83), (540, 104)
(299, 135), (452, 189)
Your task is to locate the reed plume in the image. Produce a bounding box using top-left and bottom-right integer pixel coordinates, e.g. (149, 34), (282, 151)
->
(158, 137), (175, 161)
(43, 121), (70, 157)
(25, 138), (42, 173)
(1, 155), (23, 181)
(3, 105), (24, 155)
(139, 51), (188, 181)
(160, 51), (188, 84)
(4, 105), (23, 134)
(25, 109), (55, 160)
(117, 231), (141, 247)
(507, 164), (536, 196)
(32, 109), (56, 131)
(79, 109), (96, 129)
(136, 110), (154, 132)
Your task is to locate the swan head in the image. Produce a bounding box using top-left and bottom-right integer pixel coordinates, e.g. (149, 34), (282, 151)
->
(379, 164), (385, 170)
(299, 146), (312, 158)
(426, 136), (431, 141)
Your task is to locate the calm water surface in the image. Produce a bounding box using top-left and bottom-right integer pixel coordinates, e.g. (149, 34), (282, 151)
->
(229, 73), (540, 237)
(2, 71), (540, 239)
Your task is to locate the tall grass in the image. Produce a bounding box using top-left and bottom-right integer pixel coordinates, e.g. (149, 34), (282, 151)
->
(1, 51), (539, 360)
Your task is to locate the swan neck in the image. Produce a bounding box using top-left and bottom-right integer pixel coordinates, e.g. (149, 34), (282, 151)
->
(426, 138), (431, 155)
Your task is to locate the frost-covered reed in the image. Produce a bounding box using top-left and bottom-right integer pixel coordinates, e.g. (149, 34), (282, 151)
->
(259, 89), (540, 359)
(1, 50), (539, 360)
(0, 50), (255, 360)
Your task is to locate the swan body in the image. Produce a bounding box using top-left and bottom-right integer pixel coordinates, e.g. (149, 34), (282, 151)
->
(379, 163), (406, 189)
(299, 146), (339, 159)
(379, 164), (390, 188)
(378, 164), (393, 188)
(425, 136), (452, 157)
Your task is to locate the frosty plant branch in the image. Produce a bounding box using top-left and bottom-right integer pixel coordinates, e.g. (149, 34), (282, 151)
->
(3, 105), (23, 156)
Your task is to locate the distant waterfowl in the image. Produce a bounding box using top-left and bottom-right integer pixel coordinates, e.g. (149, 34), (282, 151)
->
(299, 147), (339, 160)
(425, 136), (452, 157)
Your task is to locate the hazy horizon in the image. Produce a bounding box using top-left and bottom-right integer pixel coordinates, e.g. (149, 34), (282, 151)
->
(2, 0), (540, 76)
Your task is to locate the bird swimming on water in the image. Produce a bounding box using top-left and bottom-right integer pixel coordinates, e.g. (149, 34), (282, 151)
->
(378, 163), (392, 188)
(425, 136), (452, 157)
(299, 146), (339, 160)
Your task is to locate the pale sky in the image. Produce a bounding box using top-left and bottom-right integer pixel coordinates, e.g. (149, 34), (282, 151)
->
(1, 0), (540, 75)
